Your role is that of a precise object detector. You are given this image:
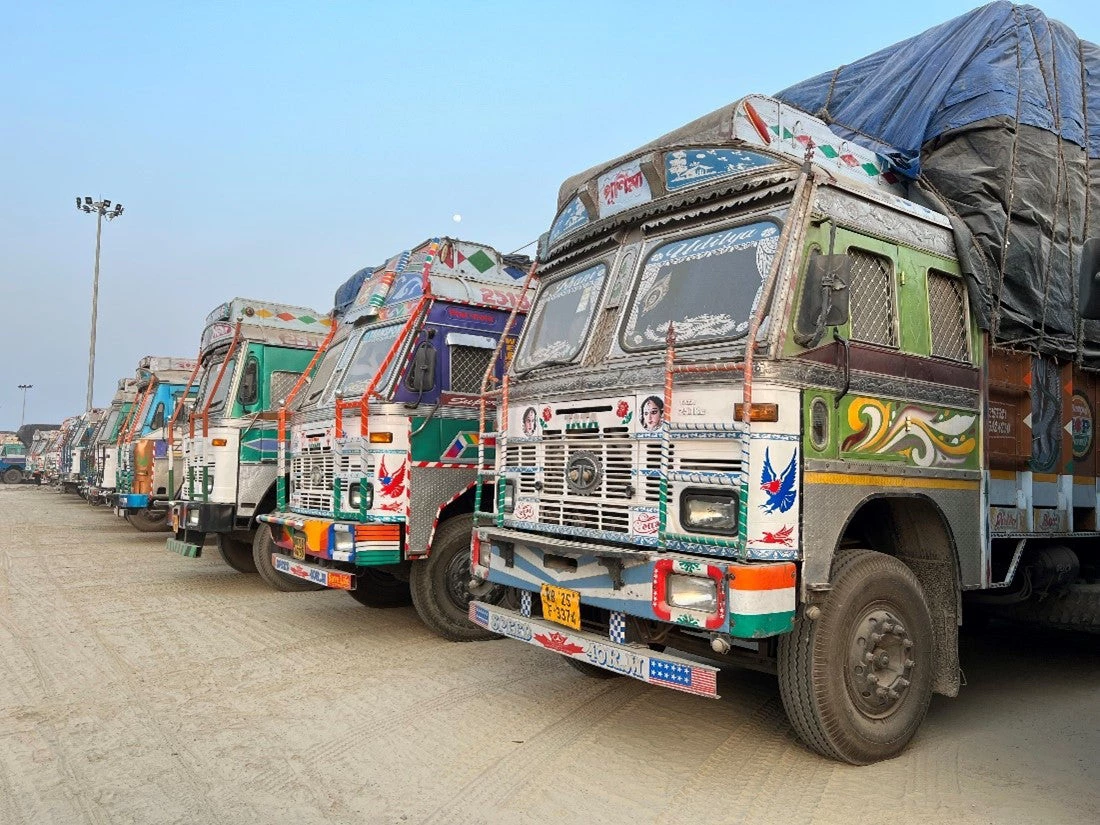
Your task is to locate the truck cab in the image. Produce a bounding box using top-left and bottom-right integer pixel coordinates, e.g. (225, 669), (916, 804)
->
(167, 298), (330, 572)
(87, 378), (138, 505)
(258, 237), (530, 639)
(114, 357), (199, 531)
(0, 442), (28, 484)
(468, 92), (1099, 764)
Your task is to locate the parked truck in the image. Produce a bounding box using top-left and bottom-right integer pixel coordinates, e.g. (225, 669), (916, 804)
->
(167, 298), (330, 571)
(257, 238), (530, 636)
(0, 442), (28, 484)
(85, 378), (139, 504)
(468, 3), (1100, 764)
(114, 357), (199, 530)
(60, 411), (104, 493)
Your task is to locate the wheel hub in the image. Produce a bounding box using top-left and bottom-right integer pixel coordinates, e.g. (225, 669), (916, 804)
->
(847, 607), (915, 718)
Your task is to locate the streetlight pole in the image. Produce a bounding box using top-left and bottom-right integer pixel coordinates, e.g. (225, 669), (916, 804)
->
(17, 384), (32, 428)
(76, 196), (124, 411)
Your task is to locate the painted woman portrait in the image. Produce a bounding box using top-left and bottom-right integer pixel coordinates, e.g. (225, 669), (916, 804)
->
(641, 395), (664, 431)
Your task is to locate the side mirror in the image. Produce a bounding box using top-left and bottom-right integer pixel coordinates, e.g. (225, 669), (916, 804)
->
(1080, 238), (1100, 319)
(407, 342), (437, 392)
(536, 231), (551, 264)
(794, 253), (851, 346)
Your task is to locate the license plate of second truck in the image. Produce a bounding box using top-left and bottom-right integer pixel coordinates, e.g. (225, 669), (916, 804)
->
(540, 584), (581, 630)
(292, 533), (306, 559)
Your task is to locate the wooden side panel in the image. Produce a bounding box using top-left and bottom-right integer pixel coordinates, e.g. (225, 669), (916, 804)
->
(985, 347), (1030, 472)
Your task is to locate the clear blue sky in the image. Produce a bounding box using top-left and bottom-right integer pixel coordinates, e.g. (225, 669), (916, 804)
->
(1, 0), (1097, 429)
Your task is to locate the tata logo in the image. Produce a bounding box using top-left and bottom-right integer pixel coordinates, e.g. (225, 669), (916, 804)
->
(566, 451), (602, 496)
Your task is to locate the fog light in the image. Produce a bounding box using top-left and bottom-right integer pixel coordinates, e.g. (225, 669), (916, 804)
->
(187, 509), (200, 527)
(334, 529), (354, 554)
(681, 491), (736, 534)
(347, 483), (361, 510)
(502, 479), (516, 513)
(667, 574), (718, 612)
(475, 533), (492, 569)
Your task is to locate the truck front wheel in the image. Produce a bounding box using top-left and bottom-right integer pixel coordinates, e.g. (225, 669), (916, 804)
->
(126, 508), (170, 533)
(2, 468), (23, 484)
(778, 548), (934, 764)
(252, 523), (323, 592)
(410, 515), (499, 642)
(217, 534), (257, 573)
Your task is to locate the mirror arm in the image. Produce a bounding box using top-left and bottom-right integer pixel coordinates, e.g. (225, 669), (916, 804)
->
(833, 328), (851, 408)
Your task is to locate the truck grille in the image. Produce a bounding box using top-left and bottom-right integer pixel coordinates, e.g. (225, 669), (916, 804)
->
(540, 428), (633, 533)
(292, 449), (334, 512)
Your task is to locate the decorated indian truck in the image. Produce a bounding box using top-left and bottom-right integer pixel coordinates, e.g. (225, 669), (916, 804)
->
(469, 5), (1100, 764)
(41, 421), (73, 486)
(60, 410), (104, 493)
(85, 377), (139, 504)
(257, 238), (530, 638)
(167, 298), (330, 571)
(24, 429), (58, 484)
(114, 357), (199, 530)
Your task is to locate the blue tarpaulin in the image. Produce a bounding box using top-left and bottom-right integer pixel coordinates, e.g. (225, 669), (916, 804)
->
(333, 266), (373, 316)
(779, 2), (1100, 363)
(777, 1), (1100, 178)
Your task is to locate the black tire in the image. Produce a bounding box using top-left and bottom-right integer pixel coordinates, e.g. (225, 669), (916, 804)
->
(410, 515), (501, 642)
(563, 656), (621, 680)
(2, 468), (23, 484)
(777, 548), (934, 765)
(126, 508), (171, 533)
(217, 533), (258, 573)
(251, 522), (323, 592)
(348, 569), (413, 608)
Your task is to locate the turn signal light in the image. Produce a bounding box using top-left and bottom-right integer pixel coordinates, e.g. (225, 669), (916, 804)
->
(369, 432), (393, 443)
(211, 438), (228, 447)
(733, 403), (779, 422)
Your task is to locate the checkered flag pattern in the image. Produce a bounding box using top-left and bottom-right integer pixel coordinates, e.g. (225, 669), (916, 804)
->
(520, 590), (532, 618)
(609, 611), (626, 644)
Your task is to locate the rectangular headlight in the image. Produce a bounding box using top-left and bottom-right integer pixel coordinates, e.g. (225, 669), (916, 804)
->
(502, 479), (516, 513)
(347, 483), (361, 510)
(187, 509), (200, 526)
(681, 490), (736, 534)
(334, 529), (354, 553)
(667, 573), (718, 612)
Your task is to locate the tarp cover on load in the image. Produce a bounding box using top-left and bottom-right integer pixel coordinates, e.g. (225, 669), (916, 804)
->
(334, 266), (373, 317)
(777, 1), (1100, 365)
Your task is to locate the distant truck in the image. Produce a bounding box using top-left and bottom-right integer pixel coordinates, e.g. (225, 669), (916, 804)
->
(114, 356), (199, 531)
(86, 378), (139, 505)
(469, 5), (1100, 764)
(167, 298), (330, 571)
(60, 411), (104, 493)
(257, 238), (530, 638)
(0, 442), (28, 484)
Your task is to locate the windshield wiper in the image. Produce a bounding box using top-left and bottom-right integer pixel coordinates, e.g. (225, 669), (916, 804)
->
(514, 357), (578, 378)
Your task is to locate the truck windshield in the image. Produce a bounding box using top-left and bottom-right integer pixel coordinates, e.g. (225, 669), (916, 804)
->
(100, 410), (121, 440)
(336, 324), (403, 399)
(621, 220), (781, 351)
(299, 336), (347, 409)
(203, 357), (237, 417)
(513, 263), (606, 373)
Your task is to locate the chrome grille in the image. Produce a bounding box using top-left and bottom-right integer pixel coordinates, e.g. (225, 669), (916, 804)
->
(291, 448), (335, 512)
(928, 271), (969, 361)
(539, 428), (634, 533)
(848, 248), (896, 347)
(504, 442), (538, 493)
(643, 442), (663, 502)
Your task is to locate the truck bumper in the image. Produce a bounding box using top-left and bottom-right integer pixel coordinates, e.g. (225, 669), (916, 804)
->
(170, 500), (236, 534)
(268, 552), (355, 590)
(117, 493), (151, 510)
(468, 600), (720, 698)
(259, 511), (402, 567)
(476, 526), (797, 639)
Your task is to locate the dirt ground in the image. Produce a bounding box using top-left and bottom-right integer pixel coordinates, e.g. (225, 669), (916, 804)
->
(0, 485), (1097, 825)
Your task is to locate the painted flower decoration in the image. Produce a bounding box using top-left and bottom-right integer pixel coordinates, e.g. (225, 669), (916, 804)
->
(616, 400), (629, 418)
(541, 406), (552, 422)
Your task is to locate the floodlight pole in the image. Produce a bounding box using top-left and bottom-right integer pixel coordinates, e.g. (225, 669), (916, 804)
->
(18, 384), (32, 427)
(76, 197), (124, 411)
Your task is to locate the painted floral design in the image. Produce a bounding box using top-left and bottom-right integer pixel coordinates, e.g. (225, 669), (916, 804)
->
(842, 398), (977, 468)
(615, 399), (632, 424)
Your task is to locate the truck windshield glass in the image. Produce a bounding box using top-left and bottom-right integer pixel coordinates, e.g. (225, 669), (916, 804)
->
(336, 324), (403, 399)
(206, 357), (238, 417)
(621, 221), (781, 351)
(101, 410), (121, 439)
(299, 337), (347, 408)
(514, 263), (606, 372)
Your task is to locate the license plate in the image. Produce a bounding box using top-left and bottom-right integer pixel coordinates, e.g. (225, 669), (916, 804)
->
(292, 533), (306, 560)
(540, 583), (581, 630)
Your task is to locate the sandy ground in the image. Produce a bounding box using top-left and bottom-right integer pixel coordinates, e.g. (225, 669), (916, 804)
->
(0, 485), (1097, 825)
